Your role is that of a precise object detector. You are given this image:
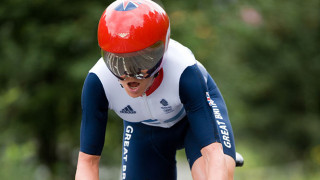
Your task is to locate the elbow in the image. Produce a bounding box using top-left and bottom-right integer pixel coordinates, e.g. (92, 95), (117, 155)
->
(200, 142), (224, 160)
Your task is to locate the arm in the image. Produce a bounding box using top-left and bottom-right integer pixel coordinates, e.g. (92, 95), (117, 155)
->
(179, 64), (230, 180)
(205, 73), (236, 179)
(75, 152), (100, 180)
(76, 73), (109, 179)
(201, 143), (228, 180)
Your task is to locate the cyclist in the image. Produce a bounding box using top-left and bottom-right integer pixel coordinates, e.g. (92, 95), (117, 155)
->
(75, 0), (236, 179)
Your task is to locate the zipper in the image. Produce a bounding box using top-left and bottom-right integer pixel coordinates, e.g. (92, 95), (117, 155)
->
(142, 93), (154, 119)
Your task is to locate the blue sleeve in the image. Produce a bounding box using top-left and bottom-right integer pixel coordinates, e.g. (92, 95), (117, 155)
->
(179, 64), (221, 148)
(206, 74), (229, 121)
(80, 73), (108, 155)
(207, 73), (236, 160)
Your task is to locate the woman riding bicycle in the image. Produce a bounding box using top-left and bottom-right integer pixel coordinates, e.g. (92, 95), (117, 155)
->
(75, 0), (237, 179)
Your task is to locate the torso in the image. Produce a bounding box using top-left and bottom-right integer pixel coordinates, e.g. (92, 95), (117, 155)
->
(89, 39), (198, 128)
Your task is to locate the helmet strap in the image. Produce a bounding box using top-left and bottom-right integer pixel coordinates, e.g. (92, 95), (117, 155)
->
(153, 72), (159, 78)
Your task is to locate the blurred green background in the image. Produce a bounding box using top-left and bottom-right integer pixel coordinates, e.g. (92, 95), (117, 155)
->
(0, 0), (319, 179)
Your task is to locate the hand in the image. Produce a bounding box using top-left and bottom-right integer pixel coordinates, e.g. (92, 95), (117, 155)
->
(192, 142), (235, 180)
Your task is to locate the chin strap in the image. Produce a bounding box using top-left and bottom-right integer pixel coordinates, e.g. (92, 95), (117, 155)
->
(153, 72), (159, 78)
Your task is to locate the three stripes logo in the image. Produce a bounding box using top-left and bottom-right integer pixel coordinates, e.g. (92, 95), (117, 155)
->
(120, 105), (136, 114)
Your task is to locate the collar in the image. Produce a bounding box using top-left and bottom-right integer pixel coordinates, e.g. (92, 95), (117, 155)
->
(145, 68), (164, 96)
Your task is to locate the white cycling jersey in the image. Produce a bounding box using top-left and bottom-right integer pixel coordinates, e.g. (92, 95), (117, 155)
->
(80, 39), (235, 159)
(89, 39), (206, 128)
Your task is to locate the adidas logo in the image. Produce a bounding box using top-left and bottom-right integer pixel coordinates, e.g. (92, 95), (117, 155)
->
(120, 105), (136, 114)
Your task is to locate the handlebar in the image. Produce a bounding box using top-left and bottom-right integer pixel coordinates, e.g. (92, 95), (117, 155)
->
(235, 152), (244, 167)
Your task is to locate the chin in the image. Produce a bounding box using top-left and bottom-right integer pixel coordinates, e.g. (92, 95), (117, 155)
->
(125, 90), (143, 98)
(128, 93), (141, 98)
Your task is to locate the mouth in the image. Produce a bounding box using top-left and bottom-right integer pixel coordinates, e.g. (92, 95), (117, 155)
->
(127, 82), (140, 90)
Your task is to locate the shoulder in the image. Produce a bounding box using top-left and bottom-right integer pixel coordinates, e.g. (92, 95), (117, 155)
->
(82, 72), (108, 109)
(165, 39), (196, 63)
(87, 58), (124, 100)
(84, 72), (101, 85)
(162, 39), (197, 79)
(178, 63), (211, 104)
(84, 58), (110, 99)
(89, 58), (112, 82)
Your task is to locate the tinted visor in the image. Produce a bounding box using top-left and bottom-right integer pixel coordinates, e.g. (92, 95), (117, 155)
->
(102, 41), (164, 80)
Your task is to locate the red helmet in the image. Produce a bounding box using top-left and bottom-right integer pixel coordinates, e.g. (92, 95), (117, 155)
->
(98, 0), (170, 79)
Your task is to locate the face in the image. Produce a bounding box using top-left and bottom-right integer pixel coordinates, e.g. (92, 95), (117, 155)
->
(119, 76), (154, 98)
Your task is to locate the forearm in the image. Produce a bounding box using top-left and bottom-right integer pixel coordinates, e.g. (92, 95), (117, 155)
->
(75, 152), (100, 180)
(201, 142), (228, 180)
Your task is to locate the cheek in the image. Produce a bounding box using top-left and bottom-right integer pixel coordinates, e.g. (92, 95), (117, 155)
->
(119, 81), (126, 87)
(142, 79), (153, 88)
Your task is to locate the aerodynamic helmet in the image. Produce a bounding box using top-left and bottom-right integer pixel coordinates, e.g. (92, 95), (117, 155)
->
(98, 0), (170, 80)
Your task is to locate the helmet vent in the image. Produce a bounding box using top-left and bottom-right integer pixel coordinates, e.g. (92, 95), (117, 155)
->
(118, 33), (129, 38)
